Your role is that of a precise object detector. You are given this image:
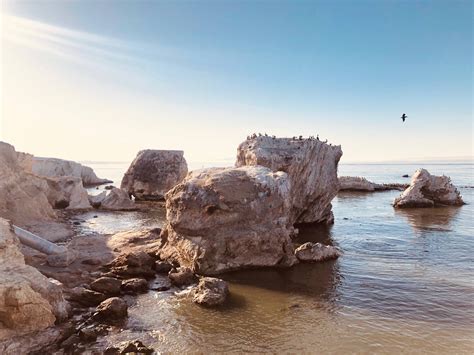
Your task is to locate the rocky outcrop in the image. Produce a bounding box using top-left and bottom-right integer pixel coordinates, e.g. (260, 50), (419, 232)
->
(32, 157), (111, 186)
(236, 136), (342, 224)
(393, 169), (465, 208)
(43, 176), (91, 209)
(160, 166), (297, 275)
(294, 242), (342, 262)
(339, 176), (408, 192)
(121, 150), (188, 201)
(0, 142), (56, 225)
(100, 188), (136, 211)
(191, 277), (229, 306)
(0, 218), (69, 347)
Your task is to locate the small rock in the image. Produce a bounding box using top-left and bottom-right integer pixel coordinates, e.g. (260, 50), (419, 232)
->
(402, 174), (409, 178)
(81, 258), (102, 266)
(61, 334), (81, 349)
(78, 326), (98, 342)
(108, 251), (156, 278)
(149, 278), (171, 292)
(90, 277), (122, 295)
(121, 278), (148, 294)
(105, 340), (154, 354)
(47, 250), (77, 267)
(68, 286), (108, 306)
(93, 297), (128, 323)
(191, 277), (229, 306)
(105, 185), (114, 190)
(93, 215), (98, 218)
(73, 221), (81, 225)
(155, 260), (173, 274)
(168, 267), (197, 286)
(294, 242), (342, 262)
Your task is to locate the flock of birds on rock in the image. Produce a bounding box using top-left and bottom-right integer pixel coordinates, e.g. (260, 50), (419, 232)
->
(246, 133), (329, 144)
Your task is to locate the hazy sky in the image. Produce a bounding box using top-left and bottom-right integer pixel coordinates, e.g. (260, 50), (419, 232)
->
(1, 0), (472, 163)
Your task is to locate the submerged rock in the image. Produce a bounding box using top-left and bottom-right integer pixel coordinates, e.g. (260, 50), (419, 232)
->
(339, 176), (408, 192)
(393, 169), (464, 208)
(32, 157), (112, 186)
(294, 242), (342, 262)
(236, 136), (342, 224)
(121, 149), (188, 201)
(160, 166), (297, 275)
(191, 277), (229, 306)
(100, 187), (137, 211)
(0, 218), (69, 349)
(93, 297), (128, 323)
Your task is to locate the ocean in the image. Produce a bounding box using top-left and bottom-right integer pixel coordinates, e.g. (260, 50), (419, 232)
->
(81, 161), (474, 353)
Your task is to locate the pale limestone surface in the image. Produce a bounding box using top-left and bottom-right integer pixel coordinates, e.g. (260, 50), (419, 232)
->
(236, 136), (342, 224)
(32, 157), (111, 186)
(160, 166), (297, 275)
(100, 188), (136, 211)
(121, 150), (188, 201)
(393, 169), (464, 208)
(339, 176), (408, 192)
(0, 218), (69, 352)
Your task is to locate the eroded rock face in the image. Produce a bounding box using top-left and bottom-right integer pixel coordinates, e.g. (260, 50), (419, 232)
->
(0, 142), (56, 225)
(294, 242), (342, 262)
(393, 169), (464, 208)
(339, 176), (408, 192)
(0, 218), (69, 344)
(160, 166), (298, 275)
(191, 277), (229, 306)
(32, 157), (112, 186)
(121, 150), (188, 201)
(236, 137), (342, 224)
(43, 176), (92, 209)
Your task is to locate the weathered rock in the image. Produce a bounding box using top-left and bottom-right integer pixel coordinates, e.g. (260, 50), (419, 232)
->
(160, 166), (297, 275)
(121, 278), (148, 294)
(108, 251), (156, 278)
(32, 157), (112, 186)
(168, 267), (197, 286)
(393, 169), (465, 208)
(294, 242), (342, 262)
(155, 260), (173, 274)
(93, 297), (128, 323)
(46, 249), (77, 267)
(67, 286), (108, 306)
(89, 191), (107, 208)
(121, 149), (188, 201)
(105, 340), (154, 355)
(101, 187), (137, 211)
(90, 277), (122, 295)
(339, 176), (408, 192)
(43, 176), (92, 209)
(236, 136), (342, 224)
(0, 218), (69, 344)
(191, 277), (229, 306)
(0, 142), (56, 225)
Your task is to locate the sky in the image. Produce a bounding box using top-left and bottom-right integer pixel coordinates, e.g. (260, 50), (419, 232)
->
(0, 0), (472, 164)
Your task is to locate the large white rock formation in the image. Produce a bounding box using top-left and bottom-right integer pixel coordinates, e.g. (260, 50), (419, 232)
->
(121, 150), (188, 201)
(393, 169), (465, 208)
(32, 157), (111, 186)
(0, 218), (69, 351)
(159, 166), (298, 275)
(236, 136), (342, 224)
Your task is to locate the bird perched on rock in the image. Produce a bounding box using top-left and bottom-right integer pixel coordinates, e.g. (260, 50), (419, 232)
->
(401, 113), (407, 122)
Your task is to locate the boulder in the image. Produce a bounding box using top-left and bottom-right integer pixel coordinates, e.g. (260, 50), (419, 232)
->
(43, 176), (91, 209)
(160, 166), (297, 275)
(93, 297), (128, 323)
(0, 142), (56, 225)
(121, 149), (188, 201)
(294, 242), (342, 262)
(121, 278), (148, 294)
(108, 251), (156, 278)
(67, 287), (108, 307)
(0, 218), (69, 344)
(100, 188), (137, 211)
(168, 267), (197, 286)
(393, 169), (465, 208)
(90, 277), (122, 295)
(155, 260), (173, 274)
(32, 157), (112, 186)
(236, 136), (342, 224)
(89, 191), (107, 208)
(191, 277), (229, 306)
(339, 176), (408, 192)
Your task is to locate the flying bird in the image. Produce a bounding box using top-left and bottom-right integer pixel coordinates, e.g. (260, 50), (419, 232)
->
(401, 113), (407, 122)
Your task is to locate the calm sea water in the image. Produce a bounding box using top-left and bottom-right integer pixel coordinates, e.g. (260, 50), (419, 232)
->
(83, 161), (474, 354)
